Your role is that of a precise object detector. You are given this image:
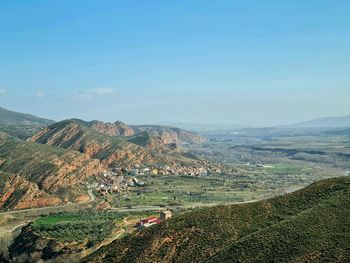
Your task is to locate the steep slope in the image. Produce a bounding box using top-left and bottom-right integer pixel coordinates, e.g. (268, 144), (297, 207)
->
(67, 119), (206, 145)
(83, 177), (350, 263)
(0, 107), (53, 125)
(85, 120), (206, 145)
(88, 120), (134, 136)
(131, 125), (207, 144)
(29, 120), (198, 167)
(0, 107), (54, 139)
(0, 136), (103, 210)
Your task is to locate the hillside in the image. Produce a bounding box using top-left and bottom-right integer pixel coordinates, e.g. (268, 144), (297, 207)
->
(0, 107), (54, 139)
(130, 125), (207, 144)
(88, 120), (135, 136)
(82, 120), (206, 145)
(291, 115), (350, 128)
(83, 177), (350, 263)
(29, 119), (200, 168)
(0, 136), (103, 210)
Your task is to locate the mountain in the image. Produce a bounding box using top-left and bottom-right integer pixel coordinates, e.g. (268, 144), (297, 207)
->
(0, 107), (53, 125)
(83, 177), (350, 263)
(130, 125), (207, 144)
(290, 115), (350, 128)
(28, 119), (201, 168)
(0, 106), (206, 143)
(0, 136), (103, 210)
(88, 120), (134, 136)
(86, 120), (206, 144)
(0, 107), (54, 139)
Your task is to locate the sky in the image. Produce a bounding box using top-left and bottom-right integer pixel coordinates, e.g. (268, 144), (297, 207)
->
(0, 0), (350, 126)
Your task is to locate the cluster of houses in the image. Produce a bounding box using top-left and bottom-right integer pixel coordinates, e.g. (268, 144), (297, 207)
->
(136, 210), (173, 230)
(93, 164), (223, 196)
(94, 170), (145, 196)
(126, 165), (214, 177)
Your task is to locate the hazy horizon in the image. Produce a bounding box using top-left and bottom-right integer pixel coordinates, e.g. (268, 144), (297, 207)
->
(1, 1), (349, 126)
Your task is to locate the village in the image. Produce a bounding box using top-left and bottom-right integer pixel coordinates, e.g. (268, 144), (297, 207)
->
(92, 164), (222, 197)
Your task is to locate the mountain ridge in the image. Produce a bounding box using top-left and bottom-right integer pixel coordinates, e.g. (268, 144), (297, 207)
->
(0, 107), (54, 125)
(288, 114), (350, 128)
(0, 107), (55, 139)
(28, 119), (203, 168)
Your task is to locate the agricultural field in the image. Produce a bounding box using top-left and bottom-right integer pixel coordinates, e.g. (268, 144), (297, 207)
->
(102, 160), (343, 208)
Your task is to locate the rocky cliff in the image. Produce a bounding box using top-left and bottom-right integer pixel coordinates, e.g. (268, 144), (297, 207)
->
(0, 136), (104, 210)
(88, 120), (134, 136)
(64, 119), (207, 145)
(29, 120), (199, 168)
(131, 125), (207, 144)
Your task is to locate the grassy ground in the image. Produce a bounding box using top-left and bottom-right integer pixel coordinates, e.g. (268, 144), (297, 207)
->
(34, 214), (85, 225)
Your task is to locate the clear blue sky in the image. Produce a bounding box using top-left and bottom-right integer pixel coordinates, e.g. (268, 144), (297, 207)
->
(0, 0), (349, 126)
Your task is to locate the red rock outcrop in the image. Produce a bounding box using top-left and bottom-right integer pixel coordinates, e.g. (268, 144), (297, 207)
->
(89, 121), (134, 136)
(0, 174), (62, 210)
(0, 136), (105, 210)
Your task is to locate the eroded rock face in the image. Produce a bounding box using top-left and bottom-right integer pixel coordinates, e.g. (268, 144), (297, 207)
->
(28, 120), (162, 167)
(89, 121), (134, 136)
(0, 136), (105, 210)
(88, 121), (207, 145)
(131, 125), (207, 145)
(0, 174), (62, 210)
(39, 154), (103, 192)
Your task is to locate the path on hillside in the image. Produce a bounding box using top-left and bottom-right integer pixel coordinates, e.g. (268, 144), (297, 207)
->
(80, 216), (139, 258)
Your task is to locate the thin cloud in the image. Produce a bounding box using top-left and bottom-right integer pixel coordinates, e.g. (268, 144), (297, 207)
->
(36, 91), (45, 99)
(75, 87), (116, 100)
(92, 87), (115, 94)
(0, 89), (6, 96)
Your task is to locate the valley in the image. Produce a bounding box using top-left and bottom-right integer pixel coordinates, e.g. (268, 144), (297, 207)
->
(0, 108), (349, 262)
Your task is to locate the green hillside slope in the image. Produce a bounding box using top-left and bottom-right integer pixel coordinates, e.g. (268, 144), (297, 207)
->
(83, 177), (350, 263)
(0, 107), (54, 139)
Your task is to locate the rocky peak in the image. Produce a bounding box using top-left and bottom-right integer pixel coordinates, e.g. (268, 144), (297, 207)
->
(88, 120), (134, 136)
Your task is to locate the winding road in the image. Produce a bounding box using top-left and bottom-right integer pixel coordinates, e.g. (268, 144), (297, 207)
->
(0, 189), (97, 216)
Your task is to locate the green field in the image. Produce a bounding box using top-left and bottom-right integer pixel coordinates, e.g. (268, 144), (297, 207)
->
(34, 214), (86, 226)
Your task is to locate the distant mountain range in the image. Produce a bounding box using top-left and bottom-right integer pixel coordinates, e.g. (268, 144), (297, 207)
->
(159, 114), (350, 130)
(156, 122), (248, 131)
(288, 115), (350, 128)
